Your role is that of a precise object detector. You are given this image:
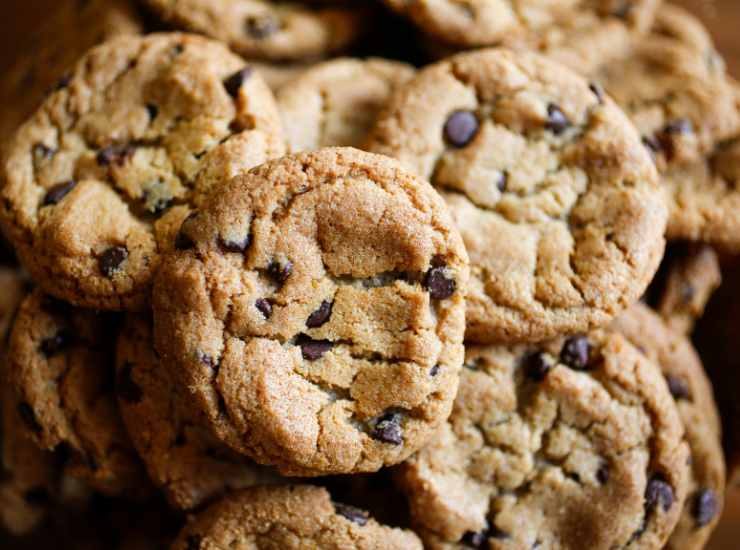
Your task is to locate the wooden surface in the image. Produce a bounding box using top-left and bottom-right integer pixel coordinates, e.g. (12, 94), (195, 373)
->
(1, 0), (739, 547)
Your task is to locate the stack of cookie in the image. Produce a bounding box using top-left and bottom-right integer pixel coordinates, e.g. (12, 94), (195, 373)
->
(0, 0), (736, 548)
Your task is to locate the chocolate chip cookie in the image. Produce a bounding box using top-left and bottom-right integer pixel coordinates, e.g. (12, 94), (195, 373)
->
(367, 48), (665, 343)
(116, 314), (281, 510)
(6, 289), (148, 496)
(143, 0), (367, 61)
(278, 58), (414, 152)
(0, 33), (285, 311)
(171, 485), (422, 549)
(0, 0), (142, 148)
(154, 147), (469, 475)
(397, 330), (690, 549)
(612, 303), (724, 550)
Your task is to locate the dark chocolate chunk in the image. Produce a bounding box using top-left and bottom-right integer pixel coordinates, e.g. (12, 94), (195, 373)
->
(306, 300), (333, 328)
(244, 15), (280, 39)
(524, 352), (551, 381)
(665, 375), (691, 401)
(96, 144), (135, 166)
(296, 335), (333, 361)
(99, 246), (129, 277)
(223, 67), (253, 98)
(423, 265), (456, 299)
(255, 298), (272, 319)
(560, 336), (591, 370)
(42, 181), (76, 206)
(371, 412), (403, 445)
(692, 488), (718, 527)
(444, 110), (479, 148)
(546, 103), (570, 135)
(334, 503), (370, 526)
(267, 259), (293, 285)
(645, 475), (674, 512)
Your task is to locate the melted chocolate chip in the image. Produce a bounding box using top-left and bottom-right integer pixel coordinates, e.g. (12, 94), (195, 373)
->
(99, 246), (128, 277)
(596, 463), (610, 484)
(255, 298), (272, 319)
(116, 362), (142, 404)
(443, 110), (479, 148)
(185, 535), (202, 550)
(174, 230), (195, 250)
(42, 180), (76, 206)
(267, 260), (293, 285)
(524, 352), (551, 381)
(244, 14), (280, 39)
(429, 364), (440, 377)
(546, 103), (570, 135)
(223, 67), (253, 98)
(423, 265), (456, 299)
(296, 335), (333, 361)
(560, 336), (591, 370)
(18, 402), (42, 433)
(589, 82), (605, 103)
(692, 488), (718, 526)
(371, 412), (403, 445)
(645, 476), (674, 512)
(40, 328), (72, 356)
(666, 375), (691, 401)
(96, 144), (135, 166)
(306, 300), (333, 328)
(218, 234), (251, 254)
(334, 503), (370, 526)
(146, 103), (159, 120)
(23, 486), (50, 506)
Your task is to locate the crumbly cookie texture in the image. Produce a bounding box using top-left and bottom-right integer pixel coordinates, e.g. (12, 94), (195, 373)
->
(397, 330), (690, 549)
(278, 58), (415, 152)
(383, 0), (659, 49)
(171, 485), (422, 550)
(367, 48), (665, 343)
(612, 303), (724, 550)
(6, 289), (148, 496)
(116, 314), (281, 510)
(154, 147), (469, 475)
(0, 33), (285, 311)
(0, 0), (142, 148)
(143, 0), (368, 61)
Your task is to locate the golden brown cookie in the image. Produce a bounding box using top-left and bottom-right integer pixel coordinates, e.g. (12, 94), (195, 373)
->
(154, 147), (469, 475)
(367, 48), (666, 343)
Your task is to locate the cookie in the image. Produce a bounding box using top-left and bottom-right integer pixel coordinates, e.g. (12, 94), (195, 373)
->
(397, 330), (690, 549)
(367, 48), (665, 343)
(116, 314), (281, 510)
(252, 61), (313, 93)
(612, 303), (724, 550)
(143, 0), (367, 61)
(277, 58), (414, 152)
(171, 485), (422, 550)
(382, 0), (659, 49)
(154, 147), (469, 475)
(0, 0), (142, 148)
(0, 33), (285, 311)
(6, 289), (148, 496)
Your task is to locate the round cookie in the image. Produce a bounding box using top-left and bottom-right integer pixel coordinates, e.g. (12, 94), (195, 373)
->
(612, 303), (724, 549)
(277, 58), (414, 152)
(382, 0), (659, 49)
(6, 289), (149, 496)
(367, 48), (666, 343)
(171, 485), (422, 550)
(154, 147), (470, 475)
(143, 0), (367, 61)
(0, 0), (142, 148)
(0, 33), (285, 311)
(397, 330), (690, 549)
(116, 314), (281, 510)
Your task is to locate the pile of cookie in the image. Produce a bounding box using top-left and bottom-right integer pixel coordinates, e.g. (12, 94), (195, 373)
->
(0, 0), (737, 548)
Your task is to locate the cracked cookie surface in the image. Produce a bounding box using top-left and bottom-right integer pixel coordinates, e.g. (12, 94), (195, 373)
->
(116, 314), (281, 510)
(6, 289), (149, 496)
(397, 330), (690, 549)
(143, 0), (367, 61)
(367, 48), (665, 343)
(278, 57), (414, 153)
(154, 147), (469, 475)
(0, 33), (285, 311)
(612, 303), (724, 550)
(171, 485), (422, 550)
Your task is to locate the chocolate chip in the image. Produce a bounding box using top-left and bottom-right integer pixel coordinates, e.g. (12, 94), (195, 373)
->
(612, 1), (632, 18)
(223, 67), (253, 98)
(172, 44), (185, 56)
(596, 463), (610, 484)
(306, 300), (333, 328)
(296, 335), (333, 361)
(334, 503), (369, 526)
(255, 298), (272, 319)
(218, 234), (251, 254)
(40, 328), (72, 356)
(116, 362), (142, 404)
(645, 475), (674, 512)
(197, 351), (216, 369)
(99, 246), (128, 277)
(497, 171), (508, 192)
(42, 180), (76, 206)
(666, 375), (691, 400)
(185, 535), (202, 550)
(692, 488), (718, 526)
(642, 135), (662, 155)
(96, 144), (135, 166)
(146, 103), (159, 120)
(18, 402), (42, 433)
(371, 412), (403, 445)
(589, 82), (605, 103)
(560, 336), (591, 370)
(423, 265), (456, 299)
(524, 352), (551, 381)
(461, 530), (487, 548)
(23, 486), (50, 506)
(680, 283), (695, 304)
(175, 230), (194, 250)
(54, 74), (71, 91)
(244, 14), (280, 39)
(267, 259), (293, 285)
(32, 143), (55, 164)
(663, 118), (693, 135)
(546, 103), (570, 135)
(443, 110), (479, 148)
(429, 364), (440, 376)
